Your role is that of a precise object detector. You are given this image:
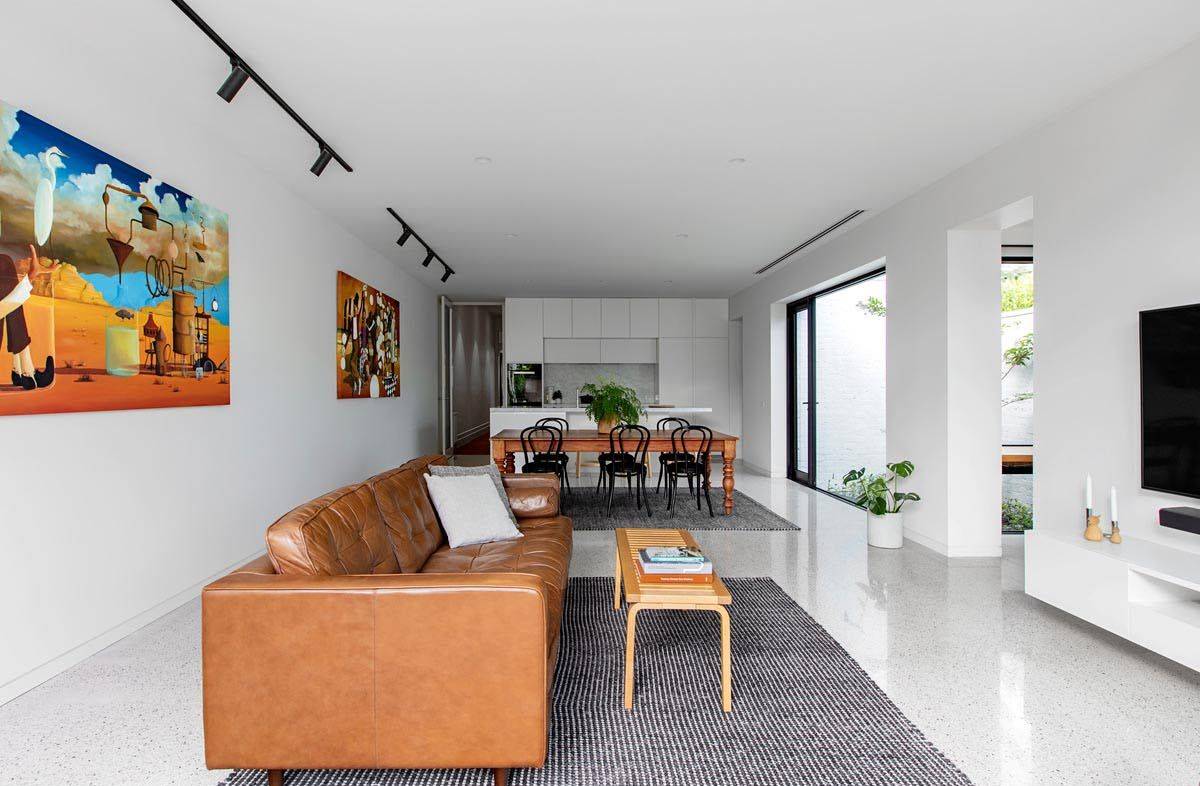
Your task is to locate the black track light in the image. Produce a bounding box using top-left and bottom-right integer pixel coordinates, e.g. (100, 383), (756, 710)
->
(396, 226), (413, 246)
(310, 146), (334, 177)
(217, 61), (250, 102)
(422, 249), (436, 267)
(440, 264), (453, 283)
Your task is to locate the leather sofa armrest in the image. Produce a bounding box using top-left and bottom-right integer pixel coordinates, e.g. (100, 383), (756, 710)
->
(502, 474), (561, 518)
(202, 571), (550, 770)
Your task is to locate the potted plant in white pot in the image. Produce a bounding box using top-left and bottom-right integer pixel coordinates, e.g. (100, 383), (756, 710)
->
(842, 461), (920, 549)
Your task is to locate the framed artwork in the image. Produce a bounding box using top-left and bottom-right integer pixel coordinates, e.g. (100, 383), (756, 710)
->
(0, 100), (230, 416)
(336, 271), (399, 399)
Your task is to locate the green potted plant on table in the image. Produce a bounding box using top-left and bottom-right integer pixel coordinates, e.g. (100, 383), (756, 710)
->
(580, 376), (645, 432)
(842, 460), (920, 549)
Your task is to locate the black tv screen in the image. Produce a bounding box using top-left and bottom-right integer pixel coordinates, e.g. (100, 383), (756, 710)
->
(1141, 303), (1200, 499)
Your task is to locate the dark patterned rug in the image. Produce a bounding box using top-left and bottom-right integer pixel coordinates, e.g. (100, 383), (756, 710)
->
(219, 578), (972, 786)
(562, 486), (799, 531)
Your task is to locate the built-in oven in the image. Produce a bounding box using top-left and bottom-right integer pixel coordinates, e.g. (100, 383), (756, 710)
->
(507, 363), (543, 406)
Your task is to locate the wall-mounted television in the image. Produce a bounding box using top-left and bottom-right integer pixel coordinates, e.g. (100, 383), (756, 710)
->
(1140, 303), (1200, 499)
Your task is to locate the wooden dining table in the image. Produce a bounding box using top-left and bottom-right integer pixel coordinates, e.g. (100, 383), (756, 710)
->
(490, 428), (741, 515)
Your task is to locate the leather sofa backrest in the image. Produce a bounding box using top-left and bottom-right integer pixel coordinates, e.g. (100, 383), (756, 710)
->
(365, 455), (447, 573)
(266, 483), (402, 576)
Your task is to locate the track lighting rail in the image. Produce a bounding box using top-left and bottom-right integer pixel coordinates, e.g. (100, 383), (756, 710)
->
(387, 208), (455, 283)
(169, 0), (353, 175)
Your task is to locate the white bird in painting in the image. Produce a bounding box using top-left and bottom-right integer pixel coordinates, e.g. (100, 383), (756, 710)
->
(34, 146), (68, 246)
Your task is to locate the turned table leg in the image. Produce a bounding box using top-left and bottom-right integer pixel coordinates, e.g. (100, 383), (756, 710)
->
(722, 452), (735, 515)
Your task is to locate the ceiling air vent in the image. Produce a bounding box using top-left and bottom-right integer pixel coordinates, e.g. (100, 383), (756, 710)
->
(754, 210), (866, 275)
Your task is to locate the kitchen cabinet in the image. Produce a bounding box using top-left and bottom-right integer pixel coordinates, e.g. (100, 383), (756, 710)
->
(544, 338), (602, 363)
(657, 337), (693, 406)
(601, 338), (657, 363)
(571, 298), (602, 337)
(658, 299), (693, 337)
(542, 298), (573, 337)
(504, 298), (543, 362)
(629, 299), (659, 337)
(691, 337), (729, 431)
(693, 299), (729, 338)
(601, 298), (631, 337)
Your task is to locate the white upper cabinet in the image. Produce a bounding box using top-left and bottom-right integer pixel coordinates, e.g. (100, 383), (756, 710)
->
(693, 299), (729, 337)
(542, 298), (573, 337)
(504, 298), (543, 363)
(657, 337), (693, 405)
(601, 338), (657, 363)
(544, 338), (602, 363)
(658, 299), (693, 337)
(571, 298), (603, 337)
(629, 299), (659, 337)
(601, 299), (631, 337)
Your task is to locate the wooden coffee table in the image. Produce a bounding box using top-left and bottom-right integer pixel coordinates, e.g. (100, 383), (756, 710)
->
(614, 528), (733, 712)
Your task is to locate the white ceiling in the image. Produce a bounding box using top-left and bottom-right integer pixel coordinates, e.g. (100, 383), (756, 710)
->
(42, 2), (1200, 297)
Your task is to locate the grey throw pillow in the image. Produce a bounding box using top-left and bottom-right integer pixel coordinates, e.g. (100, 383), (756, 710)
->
(428, 463), (517, 523)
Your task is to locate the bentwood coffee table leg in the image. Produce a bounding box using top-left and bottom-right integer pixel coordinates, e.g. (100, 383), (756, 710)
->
(623, 602), (733, 713)
(623, 603), (643, 709)
(613, 549), (623, 610)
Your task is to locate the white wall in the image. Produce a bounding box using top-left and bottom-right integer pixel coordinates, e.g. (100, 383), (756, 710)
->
(732, 38), (1200, 557)
(450, 305), (501, 443)
(0, 36), (439, 702)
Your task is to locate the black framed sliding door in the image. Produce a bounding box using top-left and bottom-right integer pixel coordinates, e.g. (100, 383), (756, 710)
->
(787, 269), (887, 500)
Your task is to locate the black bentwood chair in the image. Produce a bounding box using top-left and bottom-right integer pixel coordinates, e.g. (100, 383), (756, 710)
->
(593, 421), (633, 495)
(602, 424), (652, 517)
(535, 417), (572, 495)
(665, 425), (715, 517)
(520, 424), (569, 510)
(654, 417), (692, 495)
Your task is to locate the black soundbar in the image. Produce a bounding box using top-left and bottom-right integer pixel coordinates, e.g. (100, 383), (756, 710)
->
(1159, 507), (1200, 536)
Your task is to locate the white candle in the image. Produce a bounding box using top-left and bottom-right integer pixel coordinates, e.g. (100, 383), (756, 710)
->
(1110, 486), (1118, 523)
(1085, 475), (1093, 510)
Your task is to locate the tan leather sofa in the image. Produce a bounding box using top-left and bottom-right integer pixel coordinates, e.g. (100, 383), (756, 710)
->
(202, 455), (572, 786)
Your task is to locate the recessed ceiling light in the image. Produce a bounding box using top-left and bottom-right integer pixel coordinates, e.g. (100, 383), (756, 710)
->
(474, 156), (492, 165)
(675, 233), (689, 239)
(728, 157), (747, 165)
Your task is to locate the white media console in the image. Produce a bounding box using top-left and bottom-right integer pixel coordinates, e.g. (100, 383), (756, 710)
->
(1025, 529), (1200, 672)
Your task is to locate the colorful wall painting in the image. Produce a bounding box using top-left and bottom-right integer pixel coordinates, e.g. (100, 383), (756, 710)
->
(336, 271), (400, 399)
(0, 100), (230, 416)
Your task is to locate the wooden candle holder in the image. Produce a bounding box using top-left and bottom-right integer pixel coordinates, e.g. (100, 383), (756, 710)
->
(1084, 514), (1103, 542)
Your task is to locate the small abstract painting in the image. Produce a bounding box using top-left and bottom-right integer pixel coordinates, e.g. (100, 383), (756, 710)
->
(0, 99), (230, 416)
(336, 271), (399, 399)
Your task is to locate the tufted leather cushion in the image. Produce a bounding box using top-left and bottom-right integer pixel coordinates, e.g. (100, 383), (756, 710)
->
(365, 456), (448, 573)
(266, 483), (401, 576)
(420, 516), (573, 649)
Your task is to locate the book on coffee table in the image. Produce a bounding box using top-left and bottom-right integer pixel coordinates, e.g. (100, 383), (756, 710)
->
(639, 546), (706, 564)
(636, 547), (713, 584)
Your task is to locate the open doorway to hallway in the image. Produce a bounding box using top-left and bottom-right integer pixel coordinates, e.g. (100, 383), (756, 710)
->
(443, 302), (504, 455)
(1001, 221), (1034, 532)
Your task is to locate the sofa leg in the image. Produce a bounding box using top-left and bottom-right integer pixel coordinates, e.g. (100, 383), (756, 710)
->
(267, 769), (283, 786)
(493, 767), (509, 786)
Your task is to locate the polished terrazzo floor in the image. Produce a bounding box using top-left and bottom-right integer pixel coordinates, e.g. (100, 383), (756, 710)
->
(1, 464), (1197, 786)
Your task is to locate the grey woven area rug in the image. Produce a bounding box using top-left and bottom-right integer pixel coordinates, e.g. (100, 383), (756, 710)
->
(220, 578), (973, 786)
(563, 486), (799, 530)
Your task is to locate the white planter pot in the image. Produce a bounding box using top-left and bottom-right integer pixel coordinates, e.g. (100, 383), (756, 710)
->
(867, 512), (904, 549)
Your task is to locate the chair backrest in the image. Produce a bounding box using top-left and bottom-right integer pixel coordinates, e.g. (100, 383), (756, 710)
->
(536, 416), (569, 432)
(521, 424), (562, 465)
(656, 416), (690, 435)
(671, 425), (713, 462)
(609, 423), (651, 466)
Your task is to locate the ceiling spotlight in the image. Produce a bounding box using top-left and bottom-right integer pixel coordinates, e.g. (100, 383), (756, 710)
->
(440, 265), (453, 283)
(217, 60), (250, 102)
(396, 225), (413, 246)
(474, 156), (492, 165)
(310, 146), (334, 176)
(422, 249), (436, 267)
(728, 157), (747, 165)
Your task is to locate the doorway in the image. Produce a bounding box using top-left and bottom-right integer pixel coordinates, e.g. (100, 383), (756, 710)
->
(787, 269), (887, 499)
(439, 300), (504, 456)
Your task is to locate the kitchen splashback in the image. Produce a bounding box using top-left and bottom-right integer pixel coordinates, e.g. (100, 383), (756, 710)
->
(543, 363), (658, 405)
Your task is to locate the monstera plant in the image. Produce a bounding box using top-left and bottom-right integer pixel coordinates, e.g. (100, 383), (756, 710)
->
(842, 460), (919, 549)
